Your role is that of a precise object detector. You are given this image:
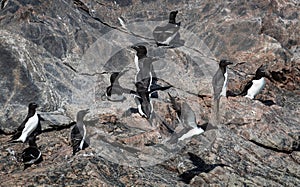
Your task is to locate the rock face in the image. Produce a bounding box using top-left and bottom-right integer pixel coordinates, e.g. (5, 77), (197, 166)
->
(0, 0), (299, 186)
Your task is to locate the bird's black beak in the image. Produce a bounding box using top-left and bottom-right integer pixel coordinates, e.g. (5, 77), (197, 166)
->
(131, 46), (138, 50)
(226, 61), (233, 65)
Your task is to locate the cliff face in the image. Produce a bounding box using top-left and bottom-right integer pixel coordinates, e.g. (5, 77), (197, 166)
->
(0, 0), (299, 186)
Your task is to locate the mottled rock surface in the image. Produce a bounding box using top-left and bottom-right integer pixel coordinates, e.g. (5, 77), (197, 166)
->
(0, 0), (299, 186)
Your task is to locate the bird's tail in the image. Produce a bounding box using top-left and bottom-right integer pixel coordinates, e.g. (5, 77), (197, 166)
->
(212, 98), (220, 126)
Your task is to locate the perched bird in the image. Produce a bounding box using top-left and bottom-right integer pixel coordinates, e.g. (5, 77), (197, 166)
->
(239, 65), (269, 99)
(105, 70), (131, 102)
(70, 109), (89, 155)
(131, 45), (157, 87)
(168, 93), (205, 141)
(132, 80), (171, 119)
(132, 45), (160, 99)
(212, 60), (233, 99)
(21, 136), (42, 169)
(153, 10), (181, 47)
(10, 103), (41, 143)
(212, 60), (233, 124)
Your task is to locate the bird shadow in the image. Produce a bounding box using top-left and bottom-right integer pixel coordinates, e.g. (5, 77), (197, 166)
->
(122, 108), (139, 118)
(179, 152), (228, 184)
(226, 91), (276, 106)
(257, 99), (276, 106)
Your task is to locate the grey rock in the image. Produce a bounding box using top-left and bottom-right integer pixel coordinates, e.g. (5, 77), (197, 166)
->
(0, 0), (299, 186)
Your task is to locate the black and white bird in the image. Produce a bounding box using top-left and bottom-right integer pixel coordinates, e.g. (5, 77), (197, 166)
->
(212, 60), (233, 99)
(105, 70), (131, 102)
(168, 93), (205, 141)
(153, 10), (181, 47)
(239, 65), (269, 99)
(10, 103), (41, 143)
(70, 109), (89, 155)
(132, 80), (171, 119)
(132, 45), (160, 99)
(131, 45), (157, 88)
(212, 60), (233, 124)
(21, 135), (42, 169)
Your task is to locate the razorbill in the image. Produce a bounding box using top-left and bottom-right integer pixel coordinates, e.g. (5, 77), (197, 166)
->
(70, 109), (89, 155)
(10, 103), (40, 143)
(132, 80), (171, 119)
(153, 10), (181, 47)
(131, 45), (157, 88)
(168, 93), (204, 141)
(106, 70), (132, 101)
(22, 136), (42, 169)
(212, 60), (233, 124)
(239, 65), (268, 99)
(212, 60), (233, 99)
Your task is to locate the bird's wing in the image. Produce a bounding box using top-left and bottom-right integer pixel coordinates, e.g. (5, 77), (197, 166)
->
(239, 80), (253, 96)
(153, 24), (179, 42)
(149, 85), (172, 94)
(181, 102), (197, 128)
(10, 118), (28, 141)
(70, 124), (83, 154)
(212, 69), (224, 100)
(167, 93), (181, 116)
(22, 147), (40, 164)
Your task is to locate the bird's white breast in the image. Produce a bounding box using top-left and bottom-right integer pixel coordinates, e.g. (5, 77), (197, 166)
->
(17, 113), (39, 142)
(246, 77), (266, 99)
(79, 124), (87, 149)
(220, 71), (228, 97)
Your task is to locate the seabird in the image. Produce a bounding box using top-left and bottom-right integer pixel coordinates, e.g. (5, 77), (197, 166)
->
(168, 93), (204, 141)
(105, 70), (132, 102)
(21, 136), (42, 169)
(70, 109), (89, 155)
(131, 45), (158, 88)
(10, 103), (40, 143)
(153, 10), (181, 47)
(212, 60), (233, 124)
(132, 80), (171, 119)
(239, 65), (269, 99)
(118, 16), (127, 30)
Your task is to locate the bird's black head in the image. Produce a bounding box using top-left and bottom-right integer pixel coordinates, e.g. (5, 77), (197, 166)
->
(28, 103), (38, 110)
(219, 59), (233, 67)
(28, 136), (38, 147)
(131, 45), (147, 59)
(135, 81), (148, 92)
(77, 109), (89, 120)
(169, 10), (178, 24)
(255, 64), (270, 79)
(110, 72), (120, 84)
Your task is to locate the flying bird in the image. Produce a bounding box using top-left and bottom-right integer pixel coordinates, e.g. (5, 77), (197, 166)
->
(153, 10), (181, 47)
(168, 93), (205, 142)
